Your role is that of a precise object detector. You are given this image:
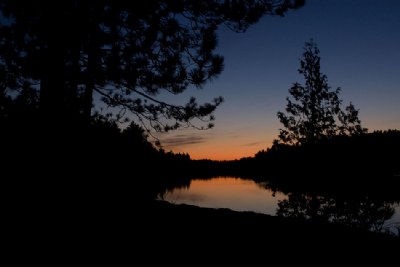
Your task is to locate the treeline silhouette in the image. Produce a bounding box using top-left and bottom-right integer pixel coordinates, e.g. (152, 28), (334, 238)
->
(173, 130), (400, 201)
(253, 130), (400, 198)
(5, 93), (397, 203)
(1, 97), (193, 205)
(256, 129), (400, 177)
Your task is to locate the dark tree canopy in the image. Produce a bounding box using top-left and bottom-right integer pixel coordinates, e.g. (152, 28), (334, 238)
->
(277, 40), (367, 145)
(0, 0), (304, 132)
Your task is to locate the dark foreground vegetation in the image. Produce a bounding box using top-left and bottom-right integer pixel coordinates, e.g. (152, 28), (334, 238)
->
(145, 199), (399, 241)
(139, 200), (399, 262)
(9, 198), (398, 264)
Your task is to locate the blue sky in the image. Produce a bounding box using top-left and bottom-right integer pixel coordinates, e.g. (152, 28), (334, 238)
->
(154, 0), (400, 160)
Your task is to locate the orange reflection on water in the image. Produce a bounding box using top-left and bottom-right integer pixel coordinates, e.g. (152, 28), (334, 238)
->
(163, 177), (286, 215)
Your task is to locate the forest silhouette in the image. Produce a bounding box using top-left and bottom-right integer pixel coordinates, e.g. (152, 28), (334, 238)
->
(1, 0), (399, 259)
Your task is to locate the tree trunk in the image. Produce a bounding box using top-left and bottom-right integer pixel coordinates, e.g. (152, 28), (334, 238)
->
(40, 34), (66, 126)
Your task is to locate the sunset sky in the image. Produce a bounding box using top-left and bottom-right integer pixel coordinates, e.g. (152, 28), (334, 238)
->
(154, 0), (400, 160)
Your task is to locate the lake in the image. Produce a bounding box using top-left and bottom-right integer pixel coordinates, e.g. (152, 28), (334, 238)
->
(160, 176), (400, 235)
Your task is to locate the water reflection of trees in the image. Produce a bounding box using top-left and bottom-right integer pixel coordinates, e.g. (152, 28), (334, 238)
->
(156, 176), (192, 200)
(276, 192), (397, 233)
(154, 174), (399, 235)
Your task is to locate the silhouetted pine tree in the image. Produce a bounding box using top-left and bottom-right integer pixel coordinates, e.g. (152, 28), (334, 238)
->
(277, 40), (367, 145)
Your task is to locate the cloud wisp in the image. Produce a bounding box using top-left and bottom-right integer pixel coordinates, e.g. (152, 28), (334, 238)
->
(241, 141), (263, 147)
(160, 134), (208, 148)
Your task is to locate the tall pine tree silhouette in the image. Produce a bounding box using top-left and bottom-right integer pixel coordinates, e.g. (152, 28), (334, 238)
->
(277, 40), (366, 145)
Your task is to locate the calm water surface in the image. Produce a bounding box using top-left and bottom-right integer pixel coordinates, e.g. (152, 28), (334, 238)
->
(162, 177), (286, 215)
(161, 176), (400, 234)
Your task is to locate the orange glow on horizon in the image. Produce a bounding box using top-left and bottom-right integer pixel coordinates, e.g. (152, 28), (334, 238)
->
(165, 141), (273, 161)
(188, 149), (258, 161)
(157, 128), (276, 161)
(159, 124), (400, 161)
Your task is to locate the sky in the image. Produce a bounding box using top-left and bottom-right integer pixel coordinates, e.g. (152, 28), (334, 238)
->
(154, 0), (400, 161)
